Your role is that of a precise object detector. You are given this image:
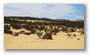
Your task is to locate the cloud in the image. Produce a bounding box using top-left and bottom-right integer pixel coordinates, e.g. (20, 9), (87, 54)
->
(4, 4), (84, 20)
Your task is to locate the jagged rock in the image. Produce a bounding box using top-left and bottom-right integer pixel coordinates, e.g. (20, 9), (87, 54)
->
(36, 32), (43, 38)
(42, 31), (52, 40)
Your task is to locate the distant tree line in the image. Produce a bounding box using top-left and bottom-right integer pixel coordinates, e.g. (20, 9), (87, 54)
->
(4, 16), (84, 28)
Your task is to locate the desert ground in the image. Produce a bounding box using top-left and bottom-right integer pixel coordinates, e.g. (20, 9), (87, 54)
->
(4, 17), (84, 49)
(4, 28), (84, 49)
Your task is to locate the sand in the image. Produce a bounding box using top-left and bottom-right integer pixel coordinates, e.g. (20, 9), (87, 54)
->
(4, 28), (84, 49)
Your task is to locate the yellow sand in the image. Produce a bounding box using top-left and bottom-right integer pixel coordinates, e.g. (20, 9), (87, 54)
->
(4, 29), (84, 49)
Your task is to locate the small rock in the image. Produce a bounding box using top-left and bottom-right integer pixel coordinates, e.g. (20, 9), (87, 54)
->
(77, 38), (80, 40)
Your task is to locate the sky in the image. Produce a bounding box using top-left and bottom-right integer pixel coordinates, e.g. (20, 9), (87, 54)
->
(4, 4), (84, 20)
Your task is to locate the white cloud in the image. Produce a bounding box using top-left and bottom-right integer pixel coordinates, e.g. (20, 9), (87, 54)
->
(4, 4), (83, 20)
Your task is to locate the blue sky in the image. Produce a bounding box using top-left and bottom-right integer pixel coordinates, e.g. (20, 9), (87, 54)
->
(4, 4), (84, 20)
